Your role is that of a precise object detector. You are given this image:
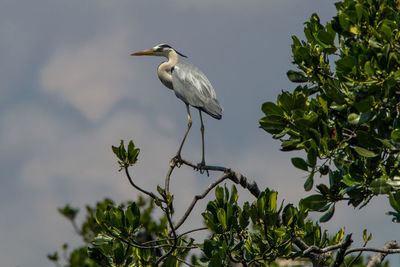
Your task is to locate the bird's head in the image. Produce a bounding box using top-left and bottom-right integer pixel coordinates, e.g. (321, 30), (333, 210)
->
(130, 43), (187, 58)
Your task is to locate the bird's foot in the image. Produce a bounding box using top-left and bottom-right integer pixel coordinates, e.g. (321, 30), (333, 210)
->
(172, 154), (183, 168)
(197, 161), (209, 176)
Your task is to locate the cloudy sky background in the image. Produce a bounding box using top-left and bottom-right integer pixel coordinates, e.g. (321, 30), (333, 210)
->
(1, 0), (400, 266)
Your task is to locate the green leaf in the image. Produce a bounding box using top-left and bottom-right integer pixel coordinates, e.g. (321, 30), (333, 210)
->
(112, 145), (120, 159)
(157, 186), (166, 198)
(203, 239), (215, 258)
(282, 204), (297, 226)
(217, 209), (227, 229)
(287, 70), (308, 83)
(300, 194), (328, 211)
(127, 141), (139, 164)
(389, 192), (400, 213)
(127, 202), (140, 229)
(92, 234), (113, 246)
(215, 186), (224, 204)
(362, 229), (372, 242)
(364, 61), (375, 76)
(229, 185), (238, 204)
(391, 129), (400, 143)
(317, 30), (335, 46)
(353, 146), (377, 158)
(261, 102), (284, 116)
(369, 179), (391, 194)
(304, 172), (314, 191)
(342, 174), (360, 187)
(259, 115), (287, 134)
(307, 148), (317, 167)
(348, 113), (360, 125)
(336, 56), (356, 72)
(319, 204), (335, 223)
(369, 39), (382, 49)
(291, 157), (308, 171)
(354, 96), (374, 113)
(319, 165), (329, 175)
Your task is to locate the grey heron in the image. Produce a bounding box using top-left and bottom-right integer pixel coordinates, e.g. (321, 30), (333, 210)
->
(131, 44), (222, 168)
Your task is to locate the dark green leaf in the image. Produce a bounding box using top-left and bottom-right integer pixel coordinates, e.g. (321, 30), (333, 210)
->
(353, 146), (377, 158)
(304, 173), (314, 191)
(300, 194), (328, 211)
(336, 56), (356, 72)
(261, 102), (284, 116)
(317, 30), (335, 45)
(354, 96), (374, 113)
(319, 204), (335, 222)
(369, 179), (391, 194)
(287, 70), (309, 83)
(259, 115), (287, 134)
(282, 204), (297, 226)
(307, 148), (317, 167)
(389, 192), (400, 213)
(391, 129), (400, 143)
(291, 157), (309, 171)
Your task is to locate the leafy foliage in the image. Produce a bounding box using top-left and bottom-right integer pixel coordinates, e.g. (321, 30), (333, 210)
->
(260, 0), (400, 219)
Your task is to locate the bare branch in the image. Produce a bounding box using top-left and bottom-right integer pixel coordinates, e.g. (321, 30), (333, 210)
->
(156, 200), (178, 266)
(366, 240), (400, 267)
(345, 246), (400, 256)
(179, 158), (261, 197)
(165, 157), (178, 193)
(124, 167), (161, 201)
(173, 172), (231, 231)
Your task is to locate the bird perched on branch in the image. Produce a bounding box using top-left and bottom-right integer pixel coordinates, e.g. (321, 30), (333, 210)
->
(131, 44), (223, 168)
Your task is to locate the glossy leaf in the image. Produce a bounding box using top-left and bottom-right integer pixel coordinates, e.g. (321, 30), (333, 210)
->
(300, 195), (328, 211)
(291, 157), (309, 171)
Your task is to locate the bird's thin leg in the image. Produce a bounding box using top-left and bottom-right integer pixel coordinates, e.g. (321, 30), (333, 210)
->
(175, 104), (192, 161)
(198, 111), (209, 176)
(199, 110), (206, 166)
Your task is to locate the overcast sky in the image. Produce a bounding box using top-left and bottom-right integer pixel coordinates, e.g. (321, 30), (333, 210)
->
(1, 0), (399, 266)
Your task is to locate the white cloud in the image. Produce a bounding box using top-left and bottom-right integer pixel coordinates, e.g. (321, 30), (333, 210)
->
(39, 30), (139, 121)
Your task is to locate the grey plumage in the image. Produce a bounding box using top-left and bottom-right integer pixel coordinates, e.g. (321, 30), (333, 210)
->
(172, 61), (222, 119)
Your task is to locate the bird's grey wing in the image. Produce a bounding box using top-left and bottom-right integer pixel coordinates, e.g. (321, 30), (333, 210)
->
(172, 61), (223, 119)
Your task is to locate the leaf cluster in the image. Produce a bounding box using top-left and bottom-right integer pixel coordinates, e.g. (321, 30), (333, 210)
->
(260, 0), (400, 220)
(200, 185), (345, 266)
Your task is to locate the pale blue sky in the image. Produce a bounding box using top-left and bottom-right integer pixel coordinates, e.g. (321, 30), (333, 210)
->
(1, 1), (399, 266)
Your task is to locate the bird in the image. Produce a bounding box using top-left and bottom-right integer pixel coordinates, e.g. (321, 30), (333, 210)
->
(130, 43), (222, 168)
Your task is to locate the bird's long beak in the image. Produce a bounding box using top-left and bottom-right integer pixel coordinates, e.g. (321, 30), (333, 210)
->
(130, 49), (154, 56)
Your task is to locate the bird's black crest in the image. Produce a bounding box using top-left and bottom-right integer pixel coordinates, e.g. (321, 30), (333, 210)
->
(156, 43), (187, 58)
(158, 44), (172, 48)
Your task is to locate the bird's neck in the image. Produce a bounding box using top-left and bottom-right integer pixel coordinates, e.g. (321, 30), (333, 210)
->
(157, 51), (178, 90)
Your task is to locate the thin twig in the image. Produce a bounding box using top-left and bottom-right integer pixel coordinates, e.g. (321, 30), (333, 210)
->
(141, 227), (207, 246)
(155, 207), (178, 266)
(176, 257), (196, 267)
(173, 172), (231, 231)
(124, 167), (161, 201)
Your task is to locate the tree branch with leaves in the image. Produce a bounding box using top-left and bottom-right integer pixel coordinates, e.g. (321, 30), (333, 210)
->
(49, 0), (400, 266)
